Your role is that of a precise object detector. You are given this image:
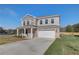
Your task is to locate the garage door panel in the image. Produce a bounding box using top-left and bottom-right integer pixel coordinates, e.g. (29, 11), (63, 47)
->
(38, 31), (55, 38)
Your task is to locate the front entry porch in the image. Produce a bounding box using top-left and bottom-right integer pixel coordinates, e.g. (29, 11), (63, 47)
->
(17, 28), (37, 39)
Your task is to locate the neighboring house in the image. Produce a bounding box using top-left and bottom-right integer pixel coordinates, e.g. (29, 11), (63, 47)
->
(17, 14), (60, 39)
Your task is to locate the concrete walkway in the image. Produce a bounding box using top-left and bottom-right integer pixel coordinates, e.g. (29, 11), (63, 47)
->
(0, 38), (55, 55)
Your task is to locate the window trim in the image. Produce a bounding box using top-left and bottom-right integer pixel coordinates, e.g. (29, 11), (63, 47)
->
(45, 19), (48, 24)
(23, 21), (25, 25)
(40, 20), (42, 24)
(51, 19), (54, 24)
(27, 21), (29, 25)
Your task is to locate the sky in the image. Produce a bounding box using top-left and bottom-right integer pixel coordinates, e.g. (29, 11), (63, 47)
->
(0, 4), (79, 29)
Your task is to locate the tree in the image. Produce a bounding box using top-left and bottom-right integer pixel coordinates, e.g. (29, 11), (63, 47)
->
(66, 25), (73, 32)
(0, 27), (7, 34)
(6, 29), (16, 35)
(0, 27), (3, 31)
(73, 23), (79, 32)
(60, 27), (66, 32)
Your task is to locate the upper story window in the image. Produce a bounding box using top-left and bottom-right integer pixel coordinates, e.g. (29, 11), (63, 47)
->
(40, 20), (42, 24)
(45, 19), (48, 24)
(51, 19), (54, 24)
(23, 21), (25, 26)
(27, 21), (29, 25)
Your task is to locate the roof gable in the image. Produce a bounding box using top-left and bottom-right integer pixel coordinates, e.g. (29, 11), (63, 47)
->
(23, 14), (34, 20)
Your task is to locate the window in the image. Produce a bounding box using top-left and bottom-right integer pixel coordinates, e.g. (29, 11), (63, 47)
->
(45, 19), (48, 24)
(40, 20), (42, 24)
(51, 19), (54, 23)
(23, 21), (25, 25)
(27, 21), (29, 25)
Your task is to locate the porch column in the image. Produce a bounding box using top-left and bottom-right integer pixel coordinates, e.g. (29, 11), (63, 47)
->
(17, 28), (19, 36)
(31, 28), (33, 39)
(24, 28), (26, 36)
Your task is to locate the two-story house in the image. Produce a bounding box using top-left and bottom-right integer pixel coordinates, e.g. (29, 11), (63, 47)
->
(17, 14), (60, 39)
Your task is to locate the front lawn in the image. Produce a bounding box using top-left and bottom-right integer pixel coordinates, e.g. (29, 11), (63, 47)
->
(0, 35), (25, 45)
(44, 35), (79, 55)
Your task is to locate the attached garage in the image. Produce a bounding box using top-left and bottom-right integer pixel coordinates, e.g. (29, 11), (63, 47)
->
(38, 31), (56, 39)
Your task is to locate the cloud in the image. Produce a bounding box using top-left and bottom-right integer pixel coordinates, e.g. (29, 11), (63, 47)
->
(0, 8), (18, 17)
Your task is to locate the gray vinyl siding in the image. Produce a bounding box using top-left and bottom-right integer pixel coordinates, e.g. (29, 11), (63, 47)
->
(20, 15), (60, 38)
(37, 16), (60, 26)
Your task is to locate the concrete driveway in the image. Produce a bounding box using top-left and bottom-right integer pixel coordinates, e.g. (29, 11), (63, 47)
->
(0, 38), (55, 55)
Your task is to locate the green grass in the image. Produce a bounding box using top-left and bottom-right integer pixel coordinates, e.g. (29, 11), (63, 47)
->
(44, 35), (79, 55)
(0, 35), (25, 45)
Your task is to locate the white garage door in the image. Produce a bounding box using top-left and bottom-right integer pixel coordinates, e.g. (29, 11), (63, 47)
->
(38, 31), (55, 38)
